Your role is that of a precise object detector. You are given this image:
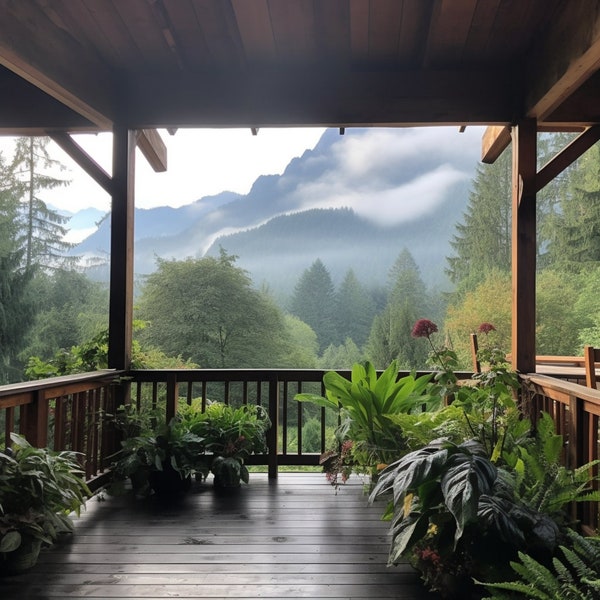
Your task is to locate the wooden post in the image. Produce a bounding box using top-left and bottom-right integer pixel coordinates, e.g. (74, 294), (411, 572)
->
(511, 120), (537, 374)
(268, 377), (279, 479)
(166, 372), (179, 423)
(108, 125), (135, 372)
(21, 390), (48, 447)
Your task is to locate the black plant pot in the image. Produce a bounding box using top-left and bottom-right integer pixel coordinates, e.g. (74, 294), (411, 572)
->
(149, 462), (191, 500)
(0, 536), (42, 575)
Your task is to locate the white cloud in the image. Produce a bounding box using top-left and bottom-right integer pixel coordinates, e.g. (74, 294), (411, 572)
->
(283, 127), (482, 226)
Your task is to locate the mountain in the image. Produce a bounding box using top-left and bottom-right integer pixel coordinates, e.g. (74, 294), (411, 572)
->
(72, 127), (480, 297)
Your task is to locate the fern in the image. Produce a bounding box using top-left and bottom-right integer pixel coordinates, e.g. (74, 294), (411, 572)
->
(481, 530), (600, 600)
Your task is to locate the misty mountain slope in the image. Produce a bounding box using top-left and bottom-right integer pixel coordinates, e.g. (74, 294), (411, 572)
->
(72, 127), (480, 293)
(207, 185), (469, 300)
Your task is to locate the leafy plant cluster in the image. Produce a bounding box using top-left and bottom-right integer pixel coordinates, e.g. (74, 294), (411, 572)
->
(302, 319), (600, 599)
(296, 359), (440, 483)
(0, 434), (90, 563)
(110, 400), (271, 496)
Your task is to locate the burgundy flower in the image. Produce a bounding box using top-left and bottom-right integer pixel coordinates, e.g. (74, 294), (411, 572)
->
(478, 322), (496, 335)
(412, 319), (438, 339)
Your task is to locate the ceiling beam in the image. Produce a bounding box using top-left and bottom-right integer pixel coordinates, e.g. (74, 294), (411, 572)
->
(536, 125), (600, 191)
(0, 67), (97, 134)
(49, 132), (113, 195)
(122, 68), (517, 128)
(0, 1), (115, 130)
(481, 125), (511, 163)
(525, 0), (600, 122)
(136, 129), (168, 173)
(482, 3), (600, 164)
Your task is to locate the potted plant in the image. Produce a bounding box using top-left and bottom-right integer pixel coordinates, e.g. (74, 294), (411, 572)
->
(110, 416), (207, 500)
(0, 433), (90, 574)
(295, 360), (436, 487)
(182, 402), (270, 488)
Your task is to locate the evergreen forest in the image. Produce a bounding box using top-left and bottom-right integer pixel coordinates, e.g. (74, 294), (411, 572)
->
(3, 133), (600, 383)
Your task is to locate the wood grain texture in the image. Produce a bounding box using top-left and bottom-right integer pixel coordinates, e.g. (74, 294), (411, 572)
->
(0, 473), (440, 599)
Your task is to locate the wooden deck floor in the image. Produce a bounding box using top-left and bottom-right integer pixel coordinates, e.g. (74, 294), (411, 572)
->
(1, 472), (440, 599)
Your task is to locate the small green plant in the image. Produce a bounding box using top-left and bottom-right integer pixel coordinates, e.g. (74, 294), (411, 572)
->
(0, 434), (90, 571)
(110, 417), (206, 498)
(181, 401), (270, 487)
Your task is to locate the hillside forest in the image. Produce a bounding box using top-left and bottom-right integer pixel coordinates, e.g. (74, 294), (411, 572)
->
(2, 133), (600, 383)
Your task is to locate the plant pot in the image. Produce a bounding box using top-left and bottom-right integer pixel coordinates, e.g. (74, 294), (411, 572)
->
(0, 536), (42, 575)
(149, 463), (191, 500)
(211, 456), (245, 488)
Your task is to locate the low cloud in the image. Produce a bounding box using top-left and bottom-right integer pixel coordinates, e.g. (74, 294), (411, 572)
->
(284, 127), (482, 226)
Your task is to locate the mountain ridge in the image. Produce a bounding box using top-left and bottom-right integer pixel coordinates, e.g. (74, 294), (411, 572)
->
(71, 127), (479, 297)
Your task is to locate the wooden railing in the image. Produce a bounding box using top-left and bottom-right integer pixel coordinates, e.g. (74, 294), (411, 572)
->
(520, 373), (600, 532)
(0, 370), (123, 489)
(1, 367), (600, 531)
(129, 369), (341, 478)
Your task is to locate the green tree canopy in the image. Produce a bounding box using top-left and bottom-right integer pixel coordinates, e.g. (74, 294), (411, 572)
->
(543, 143), (600, 272)
(444, 270), (512, 368)
(0, 153), (34, 382)
(137, 251), (290, 368)
(19, 268), (109, 363)
(446, 150), (512, 289)
(365, 249), (430, 369)
(332, 269), (376, 347)
(288, 258), (336, 352)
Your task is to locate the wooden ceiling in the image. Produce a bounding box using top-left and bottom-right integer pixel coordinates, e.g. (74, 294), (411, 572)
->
(0, 0), (599, 135)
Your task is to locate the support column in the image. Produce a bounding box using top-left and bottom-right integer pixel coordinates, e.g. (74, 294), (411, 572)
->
(108, 125), (136, 371)
(511, 119), (537, 374)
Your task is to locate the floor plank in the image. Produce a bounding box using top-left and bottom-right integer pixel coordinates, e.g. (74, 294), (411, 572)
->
(0, 472), (440, 599)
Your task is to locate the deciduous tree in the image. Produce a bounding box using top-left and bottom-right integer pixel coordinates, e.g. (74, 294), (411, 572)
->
(137, 251), (289, 368)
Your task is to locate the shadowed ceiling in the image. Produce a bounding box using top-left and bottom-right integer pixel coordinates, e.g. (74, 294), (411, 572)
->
(0, 0), (598, 137)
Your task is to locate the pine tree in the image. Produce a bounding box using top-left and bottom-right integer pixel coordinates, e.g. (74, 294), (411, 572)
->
(365, 249), (430, 368)
(0, 154), (35, 382)
(289, 259), (336, 353)
(544, 142), (600, 272)
(11, 137), (73, 270)
(332, 269), (375, 347)
(446, 149), (512, 289)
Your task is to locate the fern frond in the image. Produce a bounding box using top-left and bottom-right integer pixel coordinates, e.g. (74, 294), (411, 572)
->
(511, 553), (558, 596)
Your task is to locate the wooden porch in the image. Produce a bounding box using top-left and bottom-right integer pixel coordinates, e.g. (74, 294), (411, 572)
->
(0, 472), (438, 600)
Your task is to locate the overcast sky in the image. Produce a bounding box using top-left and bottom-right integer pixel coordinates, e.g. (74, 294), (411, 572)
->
(0, 125), (486, 221)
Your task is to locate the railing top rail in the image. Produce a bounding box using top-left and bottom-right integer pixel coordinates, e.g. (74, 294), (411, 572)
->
(0, 370), (123, 399)
(129, 368), (474, 383)
(523, 373), (600, 405)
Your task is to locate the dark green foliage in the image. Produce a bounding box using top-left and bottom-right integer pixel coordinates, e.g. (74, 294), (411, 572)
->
(446, 151), (512, 288)
(109, 417), (206, 499)
(289, 258), (336, 353)
(0, 433), (90, 557)
(0, 154), (35, 383)
(543, 143), (600, 272)
(332, 269), (376, 347)
(19, 268), (108, 363)
(482, 529), (600, 600)
(365, 250), (431, 369)
(137, 250), (290, 368)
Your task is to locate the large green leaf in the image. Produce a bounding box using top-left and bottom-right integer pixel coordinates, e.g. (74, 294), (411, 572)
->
(441, 448), (497, 541)
(0, 530), (21, 553)
(388, 510), (431, 563)
(370, 440), (450, 505)
(294, 392), (338, 411)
